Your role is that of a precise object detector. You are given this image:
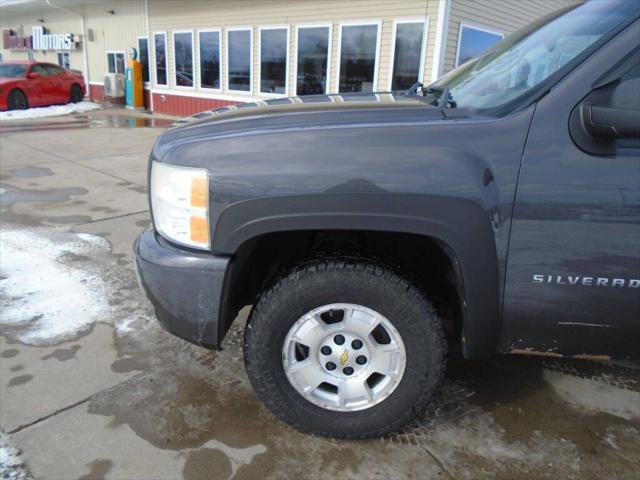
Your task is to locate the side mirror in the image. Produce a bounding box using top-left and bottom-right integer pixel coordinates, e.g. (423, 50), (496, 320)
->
(570, 77), (640, 155)
(27, 72), (41, 79)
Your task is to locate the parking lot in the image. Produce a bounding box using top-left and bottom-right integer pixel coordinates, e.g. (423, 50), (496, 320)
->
(1, 108), (639, 480)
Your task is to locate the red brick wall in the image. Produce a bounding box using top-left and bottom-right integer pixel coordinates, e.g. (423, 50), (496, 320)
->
(89, 86), (236, 116)
(151, 92), (238, 117)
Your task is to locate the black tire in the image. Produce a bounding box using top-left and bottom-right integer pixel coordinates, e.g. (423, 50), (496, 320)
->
(7, 89), (28, 110)
(70, 84), (83, 103)
(244, 257), (446, 438)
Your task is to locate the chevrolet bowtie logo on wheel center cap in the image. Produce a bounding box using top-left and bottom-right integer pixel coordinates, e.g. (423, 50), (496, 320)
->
(340, 349), (349, 366)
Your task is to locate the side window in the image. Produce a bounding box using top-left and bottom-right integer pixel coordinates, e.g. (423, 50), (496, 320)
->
(617, 63), (640, 108)
(45, 64), (64, 76)
(613, 62), (640, 149)
(30, 64), (49, 76)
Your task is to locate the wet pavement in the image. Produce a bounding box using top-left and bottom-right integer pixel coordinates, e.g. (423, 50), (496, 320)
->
(1, 108), (639, 479)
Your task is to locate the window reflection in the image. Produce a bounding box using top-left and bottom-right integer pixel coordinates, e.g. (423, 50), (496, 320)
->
(339, 24), (378, 93)
(391, 22), (424, 90)
(296, 26), (330, 95)
(228, 29), (252, 92)
(138, 38), (149, 83)
(456, 26), (502, 66)
(174, 32), (193, 87)
(154, 33), (167, 85)
(200, 31), (220, 89)
(260, 28), (287, 94)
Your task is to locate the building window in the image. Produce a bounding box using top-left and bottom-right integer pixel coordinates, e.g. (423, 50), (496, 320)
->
(259, 27), (288, 95)
(227, 28), (252, 93)
(456, 24), (503, 66)
(390, 20), (426, 91)
(106, 51), (125, 74)
(154, 32), (167, 86)
(296, 25), (331, 96)
(199, 30), (221, 90)
(57, 52), (70, 70)
(338, 23), (380, 93)
(138, 37), (150, 83)
(173, 31), (194, 88)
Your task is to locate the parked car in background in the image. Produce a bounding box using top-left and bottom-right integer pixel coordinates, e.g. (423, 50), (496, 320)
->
(0, 61), (85, 111)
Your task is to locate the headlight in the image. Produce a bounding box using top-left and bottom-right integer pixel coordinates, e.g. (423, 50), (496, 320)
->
(150, 161), (210, 250)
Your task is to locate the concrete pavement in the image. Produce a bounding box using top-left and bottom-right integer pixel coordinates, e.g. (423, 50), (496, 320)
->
(0, 108), (638, 479)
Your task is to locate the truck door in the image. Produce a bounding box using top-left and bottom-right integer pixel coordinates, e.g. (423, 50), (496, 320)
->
(502, 23), (640, 357)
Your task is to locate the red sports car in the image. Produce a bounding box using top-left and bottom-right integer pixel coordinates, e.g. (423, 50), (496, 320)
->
(0, 61), (86, 111)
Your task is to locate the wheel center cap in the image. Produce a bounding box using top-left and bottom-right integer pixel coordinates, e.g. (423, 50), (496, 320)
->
(319, 332), (370, 378)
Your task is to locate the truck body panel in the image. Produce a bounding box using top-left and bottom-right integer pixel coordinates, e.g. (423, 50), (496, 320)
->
(502, 21), (640, 356)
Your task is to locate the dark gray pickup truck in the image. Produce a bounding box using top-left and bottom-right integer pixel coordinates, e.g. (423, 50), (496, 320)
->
(134, 1), (640, 438)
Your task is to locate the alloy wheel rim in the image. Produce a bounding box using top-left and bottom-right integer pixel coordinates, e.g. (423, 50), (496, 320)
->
(282, 303), (406, 412)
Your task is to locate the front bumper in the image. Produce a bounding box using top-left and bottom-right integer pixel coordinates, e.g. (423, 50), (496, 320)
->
(133, 228), (230, 349)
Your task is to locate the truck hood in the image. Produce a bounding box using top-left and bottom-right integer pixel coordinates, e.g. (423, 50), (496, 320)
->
(155, 92), (470, 160)
(171, 92), (435, 127)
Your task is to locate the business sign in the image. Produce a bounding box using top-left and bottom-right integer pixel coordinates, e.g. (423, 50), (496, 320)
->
(2, 26), (76, 51)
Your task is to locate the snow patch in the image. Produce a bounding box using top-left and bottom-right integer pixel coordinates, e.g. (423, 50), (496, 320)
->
(0, 101), (101, 121)
(0, 434), (31, 480)
(0, 228), (110, 344)
(1, 226), (153, 345)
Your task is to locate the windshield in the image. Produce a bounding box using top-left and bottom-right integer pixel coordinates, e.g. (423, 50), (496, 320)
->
(0, 64), (27, 78)
(431, 0), (640, 116)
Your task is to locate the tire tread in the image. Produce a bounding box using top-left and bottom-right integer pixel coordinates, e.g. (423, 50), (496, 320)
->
(244, 254), (447, 439)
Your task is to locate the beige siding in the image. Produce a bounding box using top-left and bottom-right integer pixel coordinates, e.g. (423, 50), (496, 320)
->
(148, 0), (440, 99)
(83, 1), (146, 85)
(443, 0), (576, 74)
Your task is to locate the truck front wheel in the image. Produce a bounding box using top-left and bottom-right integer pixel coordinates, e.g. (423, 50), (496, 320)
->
(243, 258), (446, 438)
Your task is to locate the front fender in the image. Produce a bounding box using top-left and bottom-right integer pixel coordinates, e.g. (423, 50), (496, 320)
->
(212, 193), (499, 358)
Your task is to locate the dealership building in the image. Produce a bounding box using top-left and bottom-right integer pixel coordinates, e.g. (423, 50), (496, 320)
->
(0, 0), (574, 116)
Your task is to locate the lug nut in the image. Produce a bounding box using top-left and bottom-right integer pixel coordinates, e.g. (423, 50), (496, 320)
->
(356, 355), (367, 365)
(343, 367), (354, 375)
(334, 334), (345, 345)
(320, 346), (332, 355)
(326, 362), (337, 371)
(351, 339), (363, 350)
